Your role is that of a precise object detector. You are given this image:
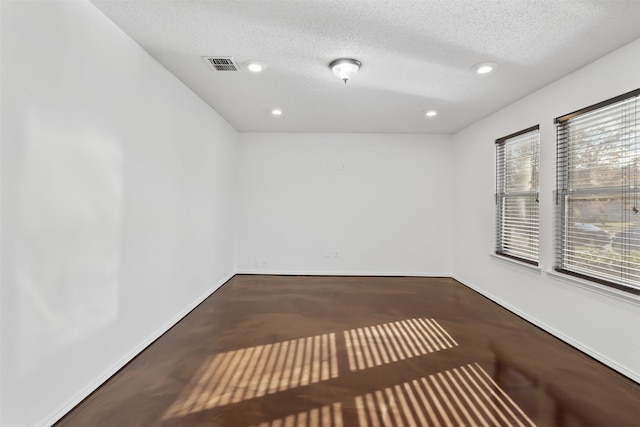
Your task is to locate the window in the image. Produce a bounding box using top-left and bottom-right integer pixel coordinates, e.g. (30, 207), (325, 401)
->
(555, 89), (640, 295)
(495, 126), (540, 265)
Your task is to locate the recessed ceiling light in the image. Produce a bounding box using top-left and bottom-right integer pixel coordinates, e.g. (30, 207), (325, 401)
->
(425, 110), (438, 117)
(472, 61), (498, 74)
(247, 61), (266, 72)
(271, 108), (282, 116)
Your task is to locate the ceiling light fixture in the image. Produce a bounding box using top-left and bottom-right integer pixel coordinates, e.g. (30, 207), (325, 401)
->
(246, 61), (265, 72)
(472, 61), (498, 74)
(425, 110), (438, 117)
(329, 58), (361, 84)
(271, 108), (282, 116)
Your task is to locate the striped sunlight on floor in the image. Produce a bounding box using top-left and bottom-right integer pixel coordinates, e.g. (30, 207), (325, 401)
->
(344, 318), (458, 371)
(355, 363), (536, 427)
(249, 403), (343, 427)
(164, 333), (339, 418)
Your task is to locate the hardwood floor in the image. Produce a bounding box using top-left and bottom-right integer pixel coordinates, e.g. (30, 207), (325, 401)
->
(55, 275), (640, 426)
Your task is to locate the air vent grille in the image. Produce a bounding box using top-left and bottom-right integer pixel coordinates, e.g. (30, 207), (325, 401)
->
(203, 56), (239, 71)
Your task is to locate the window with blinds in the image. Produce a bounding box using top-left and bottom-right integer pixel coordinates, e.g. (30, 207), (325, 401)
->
(556, 88), (640, 295)
(495, 125), (540, 265)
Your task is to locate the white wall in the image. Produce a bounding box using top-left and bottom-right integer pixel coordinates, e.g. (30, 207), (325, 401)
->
(236, 133), (453, 276)
(0, 1), (238, 426)
(452, 38), (640, 382)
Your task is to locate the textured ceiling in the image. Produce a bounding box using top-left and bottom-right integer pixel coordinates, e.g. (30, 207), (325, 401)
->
(90, 0), (640, 134)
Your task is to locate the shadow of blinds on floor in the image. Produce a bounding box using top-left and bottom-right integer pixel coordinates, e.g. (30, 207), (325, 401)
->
(355, 363), (536, 427)
(249, 402), (343, 427)
(345, 318), (458, 371)
(164, 333), (338, 419)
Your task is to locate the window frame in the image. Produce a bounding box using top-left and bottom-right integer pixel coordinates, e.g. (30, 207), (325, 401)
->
(495, 125), (541, 266)
(555, 88), (640, 296)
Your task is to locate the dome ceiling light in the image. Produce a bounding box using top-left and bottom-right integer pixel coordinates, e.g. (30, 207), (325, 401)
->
(329, 58), (361, 84)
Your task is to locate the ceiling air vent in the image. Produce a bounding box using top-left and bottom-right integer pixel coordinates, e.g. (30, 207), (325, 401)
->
(203, 56), (239, 71)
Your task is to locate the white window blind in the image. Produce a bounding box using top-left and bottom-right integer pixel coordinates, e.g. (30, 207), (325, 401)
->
(496, 126), (540, 265)
(556, 89), (640, 295)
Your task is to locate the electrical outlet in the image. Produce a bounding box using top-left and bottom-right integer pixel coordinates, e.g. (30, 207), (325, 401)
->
(255, 259), (261, 268)
(334, 250), (340, 258)
(262, 259), (268, 268)
(323, 249), (332, 258)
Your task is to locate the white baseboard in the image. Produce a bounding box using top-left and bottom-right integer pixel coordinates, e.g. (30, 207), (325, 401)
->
(42, 272), (235, 427)
(453, 275), (640, 384)
(235, 269), (451, 277)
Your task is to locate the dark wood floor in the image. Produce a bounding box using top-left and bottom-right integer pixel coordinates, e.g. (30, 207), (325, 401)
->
(56, 275), (640, 426)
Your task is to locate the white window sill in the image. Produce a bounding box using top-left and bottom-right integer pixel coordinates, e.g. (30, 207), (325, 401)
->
(545, 270), (640, 305)
(490, 253), (542, 273)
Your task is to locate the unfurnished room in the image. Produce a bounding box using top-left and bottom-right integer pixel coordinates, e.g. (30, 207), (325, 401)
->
(1, 1), (640, 426)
